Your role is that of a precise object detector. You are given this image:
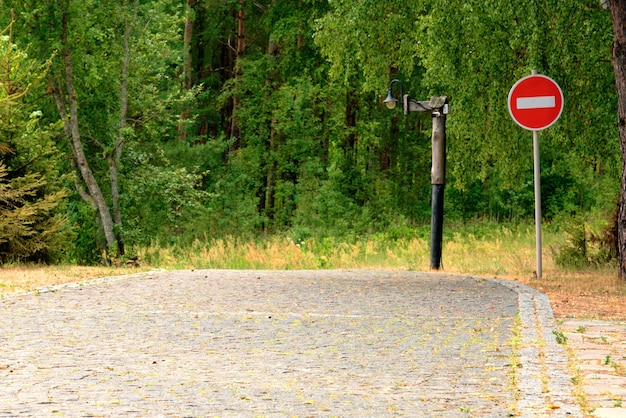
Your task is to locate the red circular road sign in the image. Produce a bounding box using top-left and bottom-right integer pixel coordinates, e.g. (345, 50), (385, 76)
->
(508, 74), (564, 131)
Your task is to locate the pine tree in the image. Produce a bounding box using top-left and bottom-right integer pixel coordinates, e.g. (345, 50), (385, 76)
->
(0, 164), (66, 262)
(0, 17), (68, 263)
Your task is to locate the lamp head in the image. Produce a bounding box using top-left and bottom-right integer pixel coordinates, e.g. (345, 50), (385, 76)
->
(383, 88), (398, 110)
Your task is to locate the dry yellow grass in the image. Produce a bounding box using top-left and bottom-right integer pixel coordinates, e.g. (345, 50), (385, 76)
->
(0, 265), (150, 296)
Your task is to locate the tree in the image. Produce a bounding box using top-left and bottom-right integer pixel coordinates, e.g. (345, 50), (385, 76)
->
(416, 0), (617, 220)
(178, 0), (196, 140)
(0, 0), (621, 254)
(608, 0), (626, 277)
(9, 0), (185, 261)
(50, 0), (119, 256)
(230, 0), (247, 146)
(0, 16), (68, 263)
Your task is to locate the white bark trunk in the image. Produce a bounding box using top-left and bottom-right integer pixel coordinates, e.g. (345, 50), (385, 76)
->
(60, 7), (117, 253)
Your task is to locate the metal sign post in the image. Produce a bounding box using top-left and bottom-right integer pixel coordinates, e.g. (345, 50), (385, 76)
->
(532, 128), (542, 278)
(508, 70), (564, 278)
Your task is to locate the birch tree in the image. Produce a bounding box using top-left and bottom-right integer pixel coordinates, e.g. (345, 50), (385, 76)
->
(10, 0), (183, 261)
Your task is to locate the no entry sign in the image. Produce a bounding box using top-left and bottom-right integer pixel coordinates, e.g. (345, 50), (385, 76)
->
(508, 74), (564, 131)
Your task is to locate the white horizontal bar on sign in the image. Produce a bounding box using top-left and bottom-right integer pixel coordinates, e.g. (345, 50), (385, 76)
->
(516, 96), (555, 109)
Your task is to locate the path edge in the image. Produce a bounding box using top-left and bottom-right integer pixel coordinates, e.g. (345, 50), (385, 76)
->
(488, 277), (583, 417)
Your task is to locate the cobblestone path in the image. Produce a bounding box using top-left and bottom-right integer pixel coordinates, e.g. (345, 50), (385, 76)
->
(0, 270), (580, 417)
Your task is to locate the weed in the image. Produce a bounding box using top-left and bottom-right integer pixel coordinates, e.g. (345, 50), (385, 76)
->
(576, 325), (587, 333)
(508, 316), (522, 407)
(553, 330), (568, 344)
(609, 359), (626, 375)
(599, 355), (626, 375)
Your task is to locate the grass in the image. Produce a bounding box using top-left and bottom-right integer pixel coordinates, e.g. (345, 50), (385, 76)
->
(1, 222), (625, 319)
(137, 223), (544, 273)
(0, 265), (150, 296)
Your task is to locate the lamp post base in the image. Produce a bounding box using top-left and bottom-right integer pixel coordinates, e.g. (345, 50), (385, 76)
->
(430, 184), (445, 270)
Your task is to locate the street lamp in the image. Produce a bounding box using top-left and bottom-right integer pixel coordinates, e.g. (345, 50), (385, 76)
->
(383, 79), (448, 270)
(383, 79), (402, 110)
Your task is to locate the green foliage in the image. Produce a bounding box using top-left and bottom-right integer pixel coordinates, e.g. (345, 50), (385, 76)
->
(65, 199), (102, 265)
(553, 329), (568, 345)
(0, 0), (621, 267)
(314, 0), (426, 91)
(121, 145), (210, 246)
(420, 0), (617, 210)
(553, 214), (617, 269)
(0, 24), (68, 263)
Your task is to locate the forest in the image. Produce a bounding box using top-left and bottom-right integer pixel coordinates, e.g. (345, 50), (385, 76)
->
(0, 0), (621, 267)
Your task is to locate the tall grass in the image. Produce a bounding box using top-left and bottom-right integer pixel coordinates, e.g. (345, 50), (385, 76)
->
(137, 223), (562, 277)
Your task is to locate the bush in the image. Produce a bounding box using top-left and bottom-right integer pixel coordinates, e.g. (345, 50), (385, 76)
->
(554, 213), (617, 269)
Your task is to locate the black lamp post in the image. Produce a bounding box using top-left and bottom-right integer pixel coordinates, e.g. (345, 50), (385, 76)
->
(384, 79), (448, 270)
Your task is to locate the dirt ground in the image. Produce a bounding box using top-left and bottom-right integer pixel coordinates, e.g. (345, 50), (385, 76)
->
(511, 272), (626, 321)
(549, 293), (626, 320)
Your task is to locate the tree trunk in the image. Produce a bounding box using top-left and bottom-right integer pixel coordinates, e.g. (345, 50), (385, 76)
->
(344, 87), (358, 162)
(109, 0), (139, 257)
(183, 0), (196, 91)
(230, 0), (245, 147)
(59, 3), (117, 256)
(178, 0), (196, 141)
(609, 0), (626, 278)
(262, 37), (280, 230)
(381, 115), (398, 172)
(48, 75), (97, 210)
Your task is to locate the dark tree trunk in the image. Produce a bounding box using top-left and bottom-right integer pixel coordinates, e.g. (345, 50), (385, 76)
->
(344, 87), (358, 162)
(230, 0), (245, 147)
(609, 0), (626, 278)
(178, 0), (197, 141)
(263, 38), (280, 230)
(110, 0), (139, 257)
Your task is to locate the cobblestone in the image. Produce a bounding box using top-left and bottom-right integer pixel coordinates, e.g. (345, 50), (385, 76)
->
(560, 318), (626, 417)
(0, 270), (581, 417)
